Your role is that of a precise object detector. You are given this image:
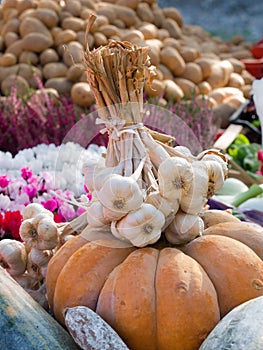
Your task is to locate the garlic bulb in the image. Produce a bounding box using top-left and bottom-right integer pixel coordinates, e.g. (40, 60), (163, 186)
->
(145, 191), (178, 230)
(180, 161), (209, 215)
(98, 174), (144, 221)
(158, 157), (193, 205)
(0, 239), (27, 276)
(111, 203), (165, 247)
(198, 150), (228, 178)
(26, 283), (49, 310)
(14, 273), (40, 290)
(86, 201), (111, 227)
(165, 210), (204, 245)
(22, 202), (53, 220)
(205, 160), (225, 198)
(27, 248), (52, 279)
(82, 161), (120, 193)
(19, 213), (59, 250)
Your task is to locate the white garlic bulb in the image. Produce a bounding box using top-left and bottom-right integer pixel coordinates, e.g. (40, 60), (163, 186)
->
(145, 191), (178, 230)
(158, 156), (193, 205)
(165, 210), (204, 245)
(98, 174), (144, 221)
(111, 203), (165, 247)
(19, 213), (59, 250)
(180, 161), (209, 215)
(0, 239), (27, 276)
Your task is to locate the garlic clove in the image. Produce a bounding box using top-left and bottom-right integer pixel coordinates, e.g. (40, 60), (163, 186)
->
(22, 203), (53, 220)
(86, 201), (111, 227)
(98, 174), (144, 216)
(145, 191), (178, 229)
(205, 160), (225, 198)
(158, 156), (194, 202)
(0, 239), (27, 276)
(115, 203), (165, 247)
(27, 248), (52, 280)
(179, 161), (209, 215)
(14, 273), (40, 290)
(20, 215), (59, 251)
(165, 211), (204, 245)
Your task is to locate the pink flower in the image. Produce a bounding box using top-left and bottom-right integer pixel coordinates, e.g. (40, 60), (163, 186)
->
(23, 185), (37, 200)
(41, 198), (58, 212)
(77, 207), (86, 216)
(20, 166), (33, 181)
(58, 203), (76, 221)
(0, 175), (11, 188)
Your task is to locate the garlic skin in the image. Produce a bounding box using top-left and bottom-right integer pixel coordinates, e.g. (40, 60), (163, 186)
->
(198, 151), (228, 178)
(165, 211), (204, 245)
(0, 239), (27, 276)
(145, 191), (178, 230)
(158, 157), (193, 205)
(98, 174), (144, 220)
(82, 161), (120, 193)
(22, 203), (53, 220)
(205, 160), (225, 198)
(86, 201), (111, 227)
(180, 161), (209, 215)
(19, 213), (59, 250)
(112, 203), (165, 247)
(14, 273), (40, 290)
(27, 248), (52, 279)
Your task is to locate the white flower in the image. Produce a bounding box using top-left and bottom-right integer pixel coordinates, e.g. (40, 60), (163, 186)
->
(0, 194), (11, 211)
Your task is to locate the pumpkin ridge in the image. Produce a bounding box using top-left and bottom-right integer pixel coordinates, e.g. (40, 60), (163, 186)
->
(153, 247), (160, 350)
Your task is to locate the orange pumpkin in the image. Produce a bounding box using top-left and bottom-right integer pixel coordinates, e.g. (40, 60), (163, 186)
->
(46, 226), (263, 350)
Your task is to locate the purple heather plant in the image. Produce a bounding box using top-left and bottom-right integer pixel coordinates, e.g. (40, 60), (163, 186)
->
(0, 77), (85, 156)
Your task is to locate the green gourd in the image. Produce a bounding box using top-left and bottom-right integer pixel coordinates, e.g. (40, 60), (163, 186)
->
(0, 266), (79, 350)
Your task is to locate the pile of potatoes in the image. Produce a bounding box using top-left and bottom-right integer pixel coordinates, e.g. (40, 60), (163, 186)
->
(0, 0), (256, 127)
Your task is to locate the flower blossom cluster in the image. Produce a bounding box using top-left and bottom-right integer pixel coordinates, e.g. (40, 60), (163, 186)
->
(0, 142), (106, 240)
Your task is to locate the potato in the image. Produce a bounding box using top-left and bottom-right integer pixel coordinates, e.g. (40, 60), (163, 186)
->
(54, 29), (77, 46)
(37, 0), (61, 14)
(179, 46), (200, 62)
(227, 72), (245, 89)
(97, 4), (138, 27)
(6, 39), (23, 57)
(64, 0), (82, 17)
(43, 62), (68, 79)
(19, 51), (38, 65)
(241, 69), (255, 85)
(1, 18), (19, 36)
(152, 5), (165, 28)
(93, 32), (108, 47)
(63, 41), (84, 66)
(71, 82), (95, 107)
(144, 79), (165, 97)
(161, 18), (182, 39)
(174, 77), (199, 98)
(22, 32), (53, 52)
(160, 46), (185, 76)
(139, 23), (158, 40)
(66, 63), (85, 82)
(0, 52), (16, 66)
(162, 7), (183, 27)
(195, 95), (217, 109)
(19, 16), (52, 39)
(223, 94), (247, 108)
(116, 0), (139, 9)
(30, 8), (59, 28)
(16, 0), (37, 14)
(61, 17), (84, 32)
(197, 81), (212, 95)
(226, 57), (245, 74)
(121, 29), (144, 42)
(136, 3), (154, 23)
(242, 84), (252, 99)
(195, 57), (218, 79)
(99, 24), (121, 38)
(163, 79), (184, 102)
(45, 77), (73, 95)
(157, 64), (173, 79)
(181, 62), (203, 84)
(4, 31), (18, 47)
(1, 74), (29, 96)
(40, 48), (59, 65)
(163, 37), (180, 50)
(79, 0), (96, 10)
